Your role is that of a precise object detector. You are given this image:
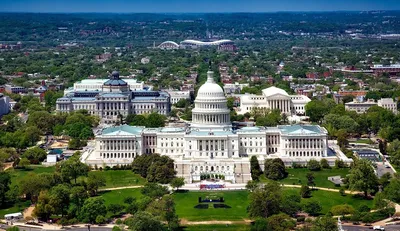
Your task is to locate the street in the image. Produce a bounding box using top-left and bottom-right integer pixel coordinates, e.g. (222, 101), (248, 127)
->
(343, 225), (400, 231)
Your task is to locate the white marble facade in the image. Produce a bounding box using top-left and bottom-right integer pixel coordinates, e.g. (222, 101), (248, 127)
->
(85, 70), (334, 183)
(238, 86), (310, 115)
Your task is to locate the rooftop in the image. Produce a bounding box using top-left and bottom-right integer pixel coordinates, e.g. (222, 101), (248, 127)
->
(102, 125), (144, 136)
(278, 125), (325, 135)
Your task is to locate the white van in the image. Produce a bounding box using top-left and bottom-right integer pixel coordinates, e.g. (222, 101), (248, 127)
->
(4, 212), (23, 221)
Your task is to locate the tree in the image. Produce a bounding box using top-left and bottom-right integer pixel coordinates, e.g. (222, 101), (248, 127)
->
(264, 158), (288, 180)
(265, 213), (296, 231)
(79, 197), (107, 223)
(374, 192), (389, 210)
(0, 172), (11, 207)
(58, 154), (89, 184)
(95, 215), (107, 224)
(311, 216), (337, 231)
(306, 172), (315, 189)
(307, 159), (321, 171)
(175, 99), (190, 108)
(146, 113), (166, 128)
(305, 100), (330, 123)
(280, 194), (301, 217)
(107, 204), (125, 216)
(23, 147), (47, 163)
(250, 156), (262, 181)
(302, 200), (322, 216)
(87, 172), (106, 196)
(18, 157), (30, 169)
(170, 177), (185, 191)
(320, 159), (330, 169)
(383, 178), (400, 203)
(300, 185), (312, 198)
(33, 190), (53, 221)
(126, 211), (166, 231)
(246, 180), (259, 192)
(251, 218), (268, 231)
(248, 182), (282, 218)
(49, 184), (70, 217)
(146, 155), (176, 184)
(336, 129), (349, 148)
(348, 159), (379, 197)
(379, 172), (391, 190)
(6, 227), (19, 231)
(330, 204), (355, 217)
(141, 183), (169, 199)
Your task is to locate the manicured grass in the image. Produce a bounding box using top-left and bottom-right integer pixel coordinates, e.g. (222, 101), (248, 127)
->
(0, 200), (31, 218)
(92, 170), (146, 188)
(6, 165), (55, 186)
(278, 168), (350, 188)
(99, 188), (143, 205)
(182, 224), (250, 231)
(173, 190), (249, 221)
(284, 188), (374, 214)
(90, 187), (374, 221)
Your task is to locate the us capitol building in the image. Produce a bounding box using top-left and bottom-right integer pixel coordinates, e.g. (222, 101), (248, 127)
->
(83, 70), (345, 183)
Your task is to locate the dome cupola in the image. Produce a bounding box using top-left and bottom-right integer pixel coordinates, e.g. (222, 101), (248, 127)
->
(191, 69), (231, 129)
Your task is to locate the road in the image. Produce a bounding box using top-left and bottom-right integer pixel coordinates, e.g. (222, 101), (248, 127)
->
(343, 225), (400, 231)
(376, 162), (395, 178)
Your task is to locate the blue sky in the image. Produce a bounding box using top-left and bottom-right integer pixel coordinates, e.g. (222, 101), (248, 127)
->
(1, 0), (400, 13)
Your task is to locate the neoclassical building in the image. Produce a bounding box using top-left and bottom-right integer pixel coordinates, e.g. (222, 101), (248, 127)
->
(238, 86), (311, 115)
(56, 71), (171, 124)
(84, 70), (342, 183)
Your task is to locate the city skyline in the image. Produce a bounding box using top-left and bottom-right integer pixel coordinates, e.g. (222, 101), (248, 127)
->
(1, 0), (400, 13)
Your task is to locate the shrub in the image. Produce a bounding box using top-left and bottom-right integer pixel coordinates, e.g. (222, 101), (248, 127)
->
(307, 159), (321, 171)
(339, 189), (346, 196)
(320, 158), (330, 169)
(300, 185), (312, 198)
(335, 159), (346, 169)
(95, 215), (106, 224)
(358, 204), (370, 213)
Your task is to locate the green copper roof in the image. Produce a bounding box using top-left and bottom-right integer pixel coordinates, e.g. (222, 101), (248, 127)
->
(278, 125), (324, 135)
(102, 125), (144, 136)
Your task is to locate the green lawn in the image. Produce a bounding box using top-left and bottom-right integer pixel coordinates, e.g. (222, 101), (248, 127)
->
(284, 188), (374, 214)
(182, 224), (250, 231)
(99, 188), (372, 221)
(6, 165), (55, 186)
(277, 168), (350, 188)
(173, 191), (249, 221)
(99, 188), (143, 205)
(92, 170), (145, 188)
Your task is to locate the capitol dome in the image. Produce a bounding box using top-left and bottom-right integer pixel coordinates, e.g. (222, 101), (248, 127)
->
(196, 71), (225, 99)
(191, 70), (231, 129)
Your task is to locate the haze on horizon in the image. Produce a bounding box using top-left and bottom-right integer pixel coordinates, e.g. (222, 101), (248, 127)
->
(1, 0), (400, 13)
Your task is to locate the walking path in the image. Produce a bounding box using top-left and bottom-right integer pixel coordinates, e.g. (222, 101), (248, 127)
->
(98, 182), (361, 195)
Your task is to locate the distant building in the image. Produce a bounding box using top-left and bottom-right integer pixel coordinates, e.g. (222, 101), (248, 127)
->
(166, 90), (191, 104)
(345, 99), (377, 114)
(223, 82), (249, 94)
(238, 86), (311, 116)
(371, 64), (400, 76)
(0, 94), (10, 117)
(4, 84), (27, 94)
(345, 98), (398, 114)
(378, 98), (398, 114)
(56, 71), (171, 124)
(158, 41), (180, 49)
(180, 39), (235, 49)
(141, 57), (150, 64)
(64, 78), (144, 95)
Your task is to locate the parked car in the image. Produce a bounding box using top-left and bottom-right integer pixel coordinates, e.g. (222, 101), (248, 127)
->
(373, 226), (385, 230)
